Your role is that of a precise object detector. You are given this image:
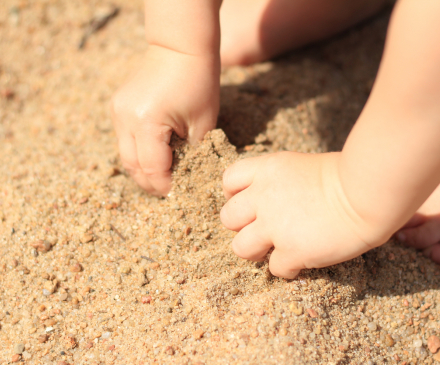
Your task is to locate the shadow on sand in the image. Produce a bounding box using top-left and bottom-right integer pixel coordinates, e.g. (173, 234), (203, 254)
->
(218, 7), (440, 299)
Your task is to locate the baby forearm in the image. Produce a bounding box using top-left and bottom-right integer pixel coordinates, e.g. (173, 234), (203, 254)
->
(339, 0), (440, 242)
(144, 0), (222, 57)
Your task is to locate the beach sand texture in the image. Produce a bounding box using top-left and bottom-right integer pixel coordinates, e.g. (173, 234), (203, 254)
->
(1, 1), (440, 364)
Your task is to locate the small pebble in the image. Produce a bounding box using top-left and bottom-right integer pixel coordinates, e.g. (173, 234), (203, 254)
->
(69, 263), (83, 273)
(11, 354), (21, 362)
(80, 234), (93, 243)
(119, 264), (131, 274)
(63, 335), (77, 349)
(14, 343), (25, 354)
(367, 322), (377, 331)
(193, 330), (204, 339)
(289, 302), (303, 316)
(428, 335), (440, 353)
(31, 240), (51, 253)
(107, 167), (120, 177)
(38, 334), (49, 343)
(45, 318), (56, 326)
(414, 339), (423, 348)
(0, 88), (15, 99)
(306, 308), (318, 318)
(385, 334), (395, 347)
(102, 331), (111, 339)
(175, 277), (185, 284)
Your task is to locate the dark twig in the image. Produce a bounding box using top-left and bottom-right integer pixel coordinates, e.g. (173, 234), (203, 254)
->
(141, 256), (156, 263)
(78, 5), (120, 49)
(110, 224), (125, 242)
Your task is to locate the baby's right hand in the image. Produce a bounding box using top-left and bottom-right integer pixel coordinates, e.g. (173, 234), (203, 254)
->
(111, 46), (220, 196)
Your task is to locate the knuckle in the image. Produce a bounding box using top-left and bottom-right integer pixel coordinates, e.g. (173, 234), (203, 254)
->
(138, 159), (170, 177)
(111, 91), (155, 125)
(139, 165), (156, 177)
(134, 106), (153, 123)
(121, 163), (137, 173)
(120, 157), (138, 172)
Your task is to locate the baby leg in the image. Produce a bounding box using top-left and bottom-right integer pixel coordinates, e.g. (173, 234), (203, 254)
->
(220, 0), (390, 65)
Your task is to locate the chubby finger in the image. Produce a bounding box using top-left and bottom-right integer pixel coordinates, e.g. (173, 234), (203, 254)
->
(118, 134), (141, 171)
(399, 213), (425, 230)
(135, 124), (174, 196)
(187, 117), (217, 145)
(129, 169), (156, 194)
(429, 244), (440, 264)
(268, 249), (301, 279)
(231, 220), (273, 261)
(220, 189), (256, 231)
(118, 135), (157, 193)
(397, 219), (440, 250)
(223, 156), (264, 200)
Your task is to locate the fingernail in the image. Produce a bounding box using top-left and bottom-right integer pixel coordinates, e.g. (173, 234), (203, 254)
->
(396, 231), (406, 242)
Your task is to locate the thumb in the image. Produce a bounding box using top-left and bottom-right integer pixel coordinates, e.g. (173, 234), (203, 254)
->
(187, 117), (217, 145)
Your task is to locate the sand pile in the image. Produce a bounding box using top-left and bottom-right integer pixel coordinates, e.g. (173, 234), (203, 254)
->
(2, 1), (440, 364)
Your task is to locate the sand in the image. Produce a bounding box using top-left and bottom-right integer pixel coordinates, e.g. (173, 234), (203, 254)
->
(1, 1), (440, 364)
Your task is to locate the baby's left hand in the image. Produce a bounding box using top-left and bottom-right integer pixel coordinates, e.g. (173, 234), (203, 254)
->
(220, 152), (383, 279)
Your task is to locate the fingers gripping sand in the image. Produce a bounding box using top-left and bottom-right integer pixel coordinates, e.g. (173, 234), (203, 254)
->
(2, 1), (440, 364)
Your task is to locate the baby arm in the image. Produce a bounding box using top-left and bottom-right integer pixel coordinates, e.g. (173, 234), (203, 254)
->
(340, 0), (440, 240)
(112, 0), (222, 196)
(221, 0), (440, 278)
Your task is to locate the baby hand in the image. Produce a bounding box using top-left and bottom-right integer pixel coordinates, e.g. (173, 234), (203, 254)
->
(221, 152), (383, 279)
(112, 46), (220, 196)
